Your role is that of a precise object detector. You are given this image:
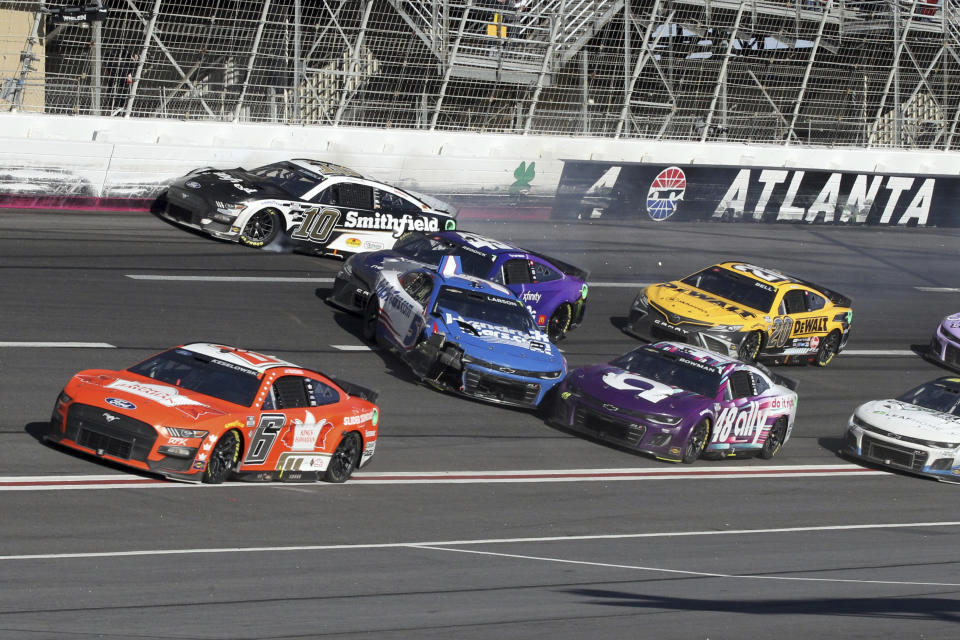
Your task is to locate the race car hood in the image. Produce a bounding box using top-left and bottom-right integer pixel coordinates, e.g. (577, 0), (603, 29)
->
(175, 168), (296, 202)
(437, 311), (563, 370)
(566, 364), (710, 415)
(357, 252), (428, 279)
(856, 399), (960, 441)
(648, 281), (761, 324)
(940, 313), (960, 341)
(66, 370), (238, 425)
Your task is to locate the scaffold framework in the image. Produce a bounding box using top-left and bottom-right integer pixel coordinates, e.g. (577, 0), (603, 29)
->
(1, 0), (958, 149)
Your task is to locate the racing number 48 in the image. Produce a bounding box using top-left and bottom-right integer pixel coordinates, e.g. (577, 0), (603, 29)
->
(292, 208), (341, 243)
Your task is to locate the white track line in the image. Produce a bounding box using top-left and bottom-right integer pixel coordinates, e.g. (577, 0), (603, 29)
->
(0, 342), (116, 348)
(2, 521), (959, 563)
(842, 349), (916, 356)
(414, 545), (960, 588)
(0, 465), (886, 491)
(126, 275), (334, 283)
(123, 276), (960, 294)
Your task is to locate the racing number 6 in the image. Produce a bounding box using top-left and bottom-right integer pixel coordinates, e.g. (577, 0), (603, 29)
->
(292, 208), (341, 243)
(244, 414), (286, 465)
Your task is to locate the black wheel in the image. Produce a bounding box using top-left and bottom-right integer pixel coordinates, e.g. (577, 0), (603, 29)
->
(203, 430), (241, 484)
(737, 331), (763, 362)
(547, 303), (572, 342)
(362, 295), (380, 343)
(239, 209), (281, 247)
(324, 432), (362, 483)
(682, 420), (710, 464)
(759, 418), (788, 459)
(815, 331), (841, 367)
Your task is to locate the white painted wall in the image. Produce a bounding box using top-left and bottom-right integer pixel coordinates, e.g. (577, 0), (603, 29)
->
(2, 112), (959, 199)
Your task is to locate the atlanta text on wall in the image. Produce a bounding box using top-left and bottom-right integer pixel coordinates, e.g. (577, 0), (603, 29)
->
(552, 161), (960, 226)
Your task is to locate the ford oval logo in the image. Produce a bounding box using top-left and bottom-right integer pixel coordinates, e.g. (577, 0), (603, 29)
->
(185, 181), (202, 189)
(105, 397), (136, 410)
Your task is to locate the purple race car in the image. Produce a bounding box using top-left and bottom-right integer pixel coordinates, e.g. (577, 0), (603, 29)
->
(550, 341), (799, 463)
(930, 312), (960, 371)
(327, 230), (589, 341)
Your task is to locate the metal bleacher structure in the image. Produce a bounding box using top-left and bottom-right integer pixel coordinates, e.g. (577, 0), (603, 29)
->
(2, 0), (960, 149)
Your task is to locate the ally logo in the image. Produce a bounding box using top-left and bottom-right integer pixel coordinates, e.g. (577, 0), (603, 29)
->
(510, 161), (536, 195)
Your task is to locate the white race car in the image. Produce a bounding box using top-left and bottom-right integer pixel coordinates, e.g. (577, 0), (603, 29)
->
(843, 377), (960, 482)
(159, 159), (457, 257)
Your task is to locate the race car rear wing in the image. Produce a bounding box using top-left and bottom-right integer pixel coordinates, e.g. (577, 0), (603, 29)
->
(328, 376), (379, 403)
(795, 278), (852, 308)
(524, 249), (590, 281)
(755, 362), (799, 392)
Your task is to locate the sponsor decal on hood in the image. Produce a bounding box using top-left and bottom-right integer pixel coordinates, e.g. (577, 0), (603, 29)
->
(77, 374), (224, 420)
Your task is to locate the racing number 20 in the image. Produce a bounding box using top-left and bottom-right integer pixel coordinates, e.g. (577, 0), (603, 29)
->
(769, 316), (795, 348)
(292, 208), (341, 243)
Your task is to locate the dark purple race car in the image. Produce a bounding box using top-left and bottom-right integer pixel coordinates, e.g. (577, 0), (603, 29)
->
(327, 230), (589, 341)
(550, 342), (799, 463)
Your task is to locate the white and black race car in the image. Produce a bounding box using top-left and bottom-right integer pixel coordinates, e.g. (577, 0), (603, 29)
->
(843, 377), (960, 482)
(158, 159), (457, 256)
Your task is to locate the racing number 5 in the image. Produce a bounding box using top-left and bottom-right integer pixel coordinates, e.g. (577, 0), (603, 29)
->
(292, 208), (341, 243)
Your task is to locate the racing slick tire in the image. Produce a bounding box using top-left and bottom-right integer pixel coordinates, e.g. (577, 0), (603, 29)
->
(203, 430), (241, 484)
(362, 296), (380, 344)
(682, 420), (710, 464)
(737, 331), (763, 363)
(239, 208), (282, 248)
(547, 303), (573, 342)
(759, 417), (788, 459)
(814, 331), (841, 367)
(324, 432), (362, 483)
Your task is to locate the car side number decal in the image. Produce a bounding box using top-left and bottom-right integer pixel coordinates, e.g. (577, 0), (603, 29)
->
(292, 208), (341, 243)
(769, 316), (794, 348)
(602, 371), (680, 403)
(244, 414), (286, 464)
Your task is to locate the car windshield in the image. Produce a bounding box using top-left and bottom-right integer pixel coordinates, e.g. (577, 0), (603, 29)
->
(681, 266), (777, 313)
(897, 380), (960, 417)
(248, 162), (323, 197)
(393, 234), (494, 278)
(610, 347), (722, 398)
(434, 286), (535, 332)
(128, 348), (262, 407)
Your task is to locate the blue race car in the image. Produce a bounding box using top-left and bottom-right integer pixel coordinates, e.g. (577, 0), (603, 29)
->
(328, 230), (589, 341)
(360, 256), (567, 408)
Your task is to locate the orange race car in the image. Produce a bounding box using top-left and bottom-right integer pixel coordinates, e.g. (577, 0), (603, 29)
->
(47, 343), (379, 484)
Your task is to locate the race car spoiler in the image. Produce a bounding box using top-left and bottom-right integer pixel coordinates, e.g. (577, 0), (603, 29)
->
(328, 376), (379, 403)
(755, 362), (799, 392)
(795, 278), (852, 308)
(524, 249), (590, 281)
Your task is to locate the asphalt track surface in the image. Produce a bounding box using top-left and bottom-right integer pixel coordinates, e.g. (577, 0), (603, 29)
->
(2, 210), (960, 639)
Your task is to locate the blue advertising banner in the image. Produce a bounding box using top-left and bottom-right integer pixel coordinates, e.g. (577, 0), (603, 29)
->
(552, 161), (960, 226)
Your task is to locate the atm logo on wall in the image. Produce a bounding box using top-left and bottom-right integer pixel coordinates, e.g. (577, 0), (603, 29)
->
(646, 166), (686, 220)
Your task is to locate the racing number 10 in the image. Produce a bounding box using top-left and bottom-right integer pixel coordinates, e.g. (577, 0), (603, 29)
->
(292, 208), (341, 243)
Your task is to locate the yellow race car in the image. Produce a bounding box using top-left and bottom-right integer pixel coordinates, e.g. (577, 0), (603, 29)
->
(624, 261), (853, 366)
